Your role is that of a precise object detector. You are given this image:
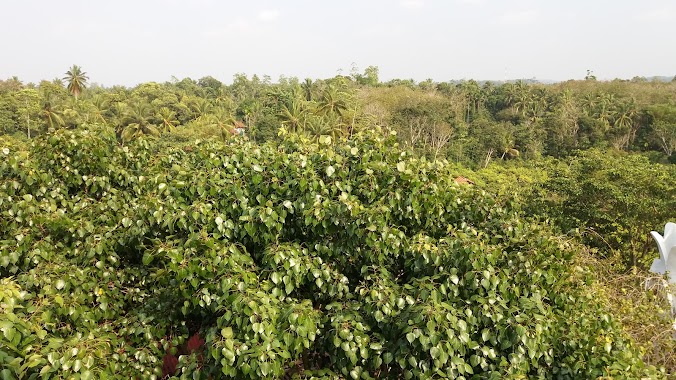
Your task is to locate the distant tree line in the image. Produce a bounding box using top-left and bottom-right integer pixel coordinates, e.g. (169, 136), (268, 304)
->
(1, 65), (674, 165)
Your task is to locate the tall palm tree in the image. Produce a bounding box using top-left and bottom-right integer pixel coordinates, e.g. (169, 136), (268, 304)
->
(301, 78), (314, 101)
(610, 99), (639, 150)
(581, 92), (597, 116)
(279, 100), (307, 133)
(214, 87), (235, 110)
(120, 102), (159, 142)
(553, 89), (581, 140)
(595, 93), (616, 130)
(90, 95), (110, 125)
(305, 115), (333, 139)
(156, 107), (179, 133)
(63, 65), (88, 100)
(504, 81), (528, 109)
(613, 99), (637, 131)
(189, 98), (212, 119)
(41, 98), (65, 130)
(317, 85), (348, 117)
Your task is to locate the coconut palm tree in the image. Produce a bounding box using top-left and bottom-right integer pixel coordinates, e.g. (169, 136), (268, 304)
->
(200, 107), (240, 141)
(156, 107), (179, 133)
(90, 95), (110, 125)
(305, 114), (333, 139)
(279, 100), (307, 133)
(551, 89), (581, 141)
(317, 85), (348, 117)
(301, 78), (314, 101)
(595, 92), (617, 129)
(614, 99), (637, 131)
(41, 98), (65, 130)
(63, 65), (88, 100)
(189, 98), (212, 120)
(111, 101), (129, 129)
(580, 92), (594, 112)
(120, 102), (159, 142)
(610, 99), (639, 149)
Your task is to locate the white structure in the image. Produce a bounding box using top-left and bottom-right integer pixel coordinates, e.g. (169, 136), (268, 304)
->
(649, 223), (676, 320)
(650, 223), (676, 282)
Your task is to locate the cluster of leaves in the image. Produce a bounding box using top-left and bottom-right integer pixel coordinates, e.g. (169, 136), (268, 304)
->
(0, 127), (662, 378)
(455, 151), (676, 373)
(529, 149), (676, 269)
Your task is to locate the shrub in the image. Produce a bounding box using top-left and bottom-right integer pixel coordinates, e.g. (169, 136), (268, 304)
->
(534, 149), (676, 268)
(0, 129), (661, 378)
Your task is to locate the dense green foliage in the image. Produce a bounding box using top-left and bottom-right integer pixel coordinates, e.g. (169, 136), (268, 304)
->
(1, 69), (675, 166)
(533, 150), (676, 268)
(1, 68), (674, 378)
(0, 127), (661, 379)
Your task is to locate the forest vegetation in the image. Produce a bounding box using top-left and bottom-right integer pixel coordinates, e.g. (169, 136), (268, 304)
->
(1, 66), (675, 379)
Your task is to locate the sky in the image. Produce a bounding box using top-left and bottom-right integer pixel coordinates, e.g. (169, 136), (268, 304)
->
(1, 0), (675, 86)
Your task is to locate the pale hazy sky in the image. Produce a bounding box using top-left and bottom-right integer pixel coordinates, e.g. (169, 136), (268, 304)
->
(2, 0), (674, 86)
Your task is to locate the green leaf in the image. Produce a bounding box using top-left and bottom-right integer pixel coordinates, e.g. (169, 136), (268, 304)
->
(319, 135), (332, 145)
(481, 328), (490, 342)
(221, 327), (233, 339)
(458, 319), (467, 331)
(36, 330), (47, 340)
(73, 359), (82, 373)
(40, 365), (52, 376)
(383, 352), (393, 364)
(408, 356), (417, 368)
(55, 279), (66, 290)
(142, 252), (153, 265)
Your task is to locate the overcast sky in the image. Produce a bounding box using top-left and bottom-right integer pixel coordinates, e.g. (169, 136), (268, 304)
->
(2, 0), (674, 86)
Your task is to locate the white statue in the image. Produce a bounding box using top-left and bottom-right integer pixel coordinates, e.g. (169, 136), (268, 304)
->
(649, 223), (676, 320)
(650, 222), (676, 283)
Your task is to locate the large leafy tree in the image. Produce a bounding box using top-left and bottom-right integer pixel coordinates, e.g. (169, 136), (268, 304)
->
(0, 129), (661, 379)
(646, 104), (676, 157)
(63, 65), (89, 100)
(538, 150), (676, 268)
